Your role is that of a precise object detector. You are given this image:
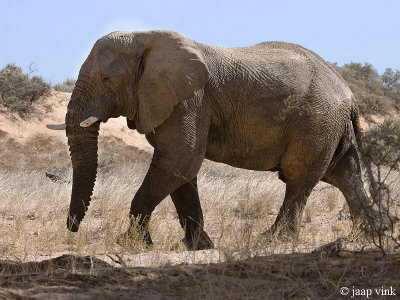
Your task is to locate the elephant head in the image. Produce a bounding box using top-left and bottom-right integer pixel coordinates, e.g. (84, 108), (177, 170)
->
(50, 31), (209, 232)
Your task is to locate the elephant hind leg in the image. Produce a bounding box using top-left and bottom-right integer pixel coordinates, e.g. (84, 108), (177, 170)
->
(268, 142), (333, 238)
(322, 145), (371, 223)
(170, 177), (214, 250)
(268, 180), (317, 238)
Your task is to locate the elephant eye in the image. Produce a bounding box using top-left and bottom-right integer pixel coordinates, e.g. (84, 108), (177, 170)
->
(102, 76), (110, 83)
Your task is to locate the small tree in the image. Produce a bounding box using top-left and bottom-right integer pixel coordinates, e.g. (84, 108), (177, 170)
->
(0, 63), (50, 116)
(361, 119), (400, 254)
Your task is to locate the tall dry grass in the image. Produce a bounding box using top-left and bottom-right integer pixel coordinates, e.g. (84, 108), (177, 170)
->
(0, 133), (377, 266)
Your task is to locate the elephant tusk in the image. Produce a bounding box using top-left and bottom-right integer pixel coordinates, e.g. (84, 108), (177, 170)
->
(80, 116), (100, 127)
(46, 123), (66, 130)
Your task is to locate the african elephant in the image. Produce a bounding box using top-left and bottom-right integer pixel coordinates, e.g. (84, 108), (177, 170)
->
(48, 30), (373, 250)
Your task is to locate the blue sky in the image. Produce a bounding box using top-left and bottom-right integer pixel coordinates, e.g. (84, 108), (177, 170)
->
(1, 0), (399, 84)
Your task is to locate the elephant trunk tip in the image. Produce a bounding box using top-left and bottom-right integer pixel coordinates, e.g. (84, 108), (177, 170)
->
(67, 215), (81, 232)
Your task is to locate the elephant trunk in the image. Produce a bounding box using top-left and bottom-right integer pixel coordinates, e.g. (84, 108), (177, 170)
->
(66, 86), (100, 232)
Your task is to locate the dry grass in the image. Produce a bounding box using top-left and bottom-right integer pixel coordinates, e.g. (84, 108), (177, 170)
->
(0, 134), (399, 298)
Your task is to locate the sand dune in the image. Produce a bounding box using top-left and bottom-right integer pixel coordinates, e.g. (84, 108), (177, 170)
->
(0, 91), (152, 151)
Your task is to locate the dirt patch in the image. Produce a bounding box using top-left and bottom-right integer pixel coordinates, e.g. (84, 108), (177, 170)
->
(0, 251), (399, 299)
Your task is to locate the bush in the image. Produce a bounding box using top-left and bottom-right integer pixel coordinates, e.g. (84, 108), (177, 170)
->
(361, 119), (400, 253)
(363, 119), (400, 171)
(332, 63), (400, 116)
(53, 78), (76, 93)
(0, 63), (50, 115)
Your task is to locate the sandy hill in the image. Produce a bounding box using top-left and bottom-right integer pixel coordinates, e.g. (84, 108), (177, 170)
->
(0, 91), (152, 152)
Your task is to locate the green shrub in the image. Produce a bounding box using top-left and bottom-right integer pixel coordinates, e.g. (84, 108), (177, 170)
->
(0, 63), (50, 115)
(53, 78), (76, 93)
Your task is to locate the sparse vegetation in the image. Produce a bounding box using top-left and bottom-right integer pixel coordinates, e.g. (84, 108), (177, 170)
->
(53, 78), (76, 93)
(304, 205), (314, 223)
(0, 63), (50, 116)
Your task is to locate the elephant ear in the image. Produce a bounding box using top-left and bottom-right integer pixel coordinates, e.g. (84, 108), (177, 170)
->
(135, 31), (209, 134)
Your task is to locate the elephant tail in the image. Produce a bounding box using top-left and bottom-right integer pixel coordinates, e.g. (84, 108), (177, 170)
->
(351, 102), (363, 149)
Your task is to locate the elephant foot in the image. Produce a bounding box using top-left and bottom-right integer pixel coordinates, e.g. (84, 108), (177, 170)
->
(261, 224), (298, 242)
(182, 230), (214, 251)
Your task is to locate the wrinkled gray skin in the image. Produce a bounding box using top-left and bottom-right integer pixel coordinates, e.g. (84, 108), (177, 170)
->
(66, 30), (371, 250)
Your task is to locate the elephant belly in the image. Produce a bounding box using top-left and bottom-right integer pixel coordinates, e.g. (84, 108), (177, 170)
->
(204, 126), (285, 171)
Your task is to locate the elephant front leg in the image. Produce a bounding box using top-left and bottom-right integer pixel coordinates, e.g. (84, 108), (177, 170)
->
(121, 96), (210, 248)
(170, 177), (214, 250)
(123, 152), (205, 247)
(125, 166), (178, 246)
(125, 182), (162, 247)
